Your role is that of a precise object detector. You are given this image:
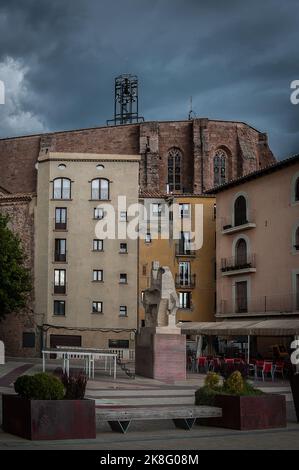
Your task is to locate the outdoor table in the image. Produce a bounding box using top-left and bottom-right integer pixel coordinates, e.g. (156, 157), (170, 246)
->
(42, 348), (117, 379)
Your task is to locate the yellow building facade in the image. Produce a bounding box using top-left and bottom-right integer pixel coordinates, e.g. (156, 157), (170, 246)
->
(138, 192), (216, 327)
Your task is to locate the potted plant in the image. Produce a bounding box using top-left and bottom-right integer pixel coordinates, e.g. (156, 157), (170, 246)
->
(2, 372), (96, 440)
(290, 371), (299, 422)
(195, 371), (286, 430)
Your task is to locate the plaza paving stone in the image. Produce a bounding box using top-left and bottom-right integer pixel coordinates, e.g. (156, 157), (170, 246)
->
(0, 358), (298, 450)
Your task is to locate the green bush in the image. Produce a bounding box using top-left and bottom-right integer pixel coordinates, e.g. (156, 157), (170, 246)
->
(224, 370), (244, 394)
(204, 372), (220, 390)
(14, 373), (65, 400)
(195, 371), (263, 405)
(195, 386), (218, 406)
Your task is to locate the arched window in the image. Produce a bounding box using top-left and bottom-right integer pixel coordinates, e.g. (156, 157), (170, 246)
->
(235, 238), (247, 267)
(91, 178), (109, 200)
(295, 177), (299, 202)
(214, 149), (227, 186)
(53, 178), (71, 199)
(234, 195), (247, 226)
(167, 148), (182, 192)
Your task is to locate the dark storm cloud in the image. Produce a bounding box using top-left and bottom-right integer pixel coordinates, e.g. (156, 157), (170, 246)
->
(0, 0), (298, 158)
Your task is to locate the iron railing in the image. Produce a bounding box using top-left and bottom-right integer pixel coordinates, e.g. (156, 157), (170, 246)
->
(219, 293), (299, 315)
(175, 274), (196, 288)
(221, 254), (256, 272)
(175, 243), (196, 256)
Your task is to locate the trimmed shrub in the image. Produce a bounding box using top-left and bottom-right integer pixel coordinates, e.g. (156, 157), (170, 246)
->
(61, 373), (87, 400)
(219, 362), (249, 379)
(14, 373), (65, 400)
(204, 372), (220, 390)
(224, 371), (244, 394)
(195, 386), (217, 406)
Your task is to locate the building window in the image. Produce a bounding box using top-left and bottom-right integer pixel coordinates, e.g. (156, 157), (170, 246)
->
(119, 306), (127, 317)
(120, 273), (127, 284)
(179, 292), (191, 309)
(55, 207), (67, 230)
(179, 203), (190, 218)
(119, 211), (127, 222)
(93, 269), (103, 282)
(91, 178), (109, 200)
(93, 239), (103, 251)
(94, 207), (104, 219)
(234, 195), (247, 226)
(53, 178), (71, 199)
(145, 233), (152, 243)
(54, 300), (65, 316)
(22, 332), (36, 348)
(92, 301), (103, 313)
(54, 239), (66, 262)
(167, 147), (182, 192)
(120, 242), (127, 253)
(54, 269), (66, 294)
(213, 149), (227, 187)
(235, 281), (248, 313)
(152, 203), (162, 215)
(178, 231), (191, 254)
(235, 238), (247, 266)
(108, 339), (129, 348)
(179, 261), (191, 286)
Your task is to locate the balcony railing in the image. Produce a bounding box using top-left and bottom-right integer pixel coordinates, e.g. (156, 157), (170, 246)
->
(54, 252), (67, 262)
(54, 284), (66, 294)
(221, 209), (256, 233)
(219, 293), (299, 315)
(175, 274), (196, 288)
(175, 243), (196, 257)
(221, 254), (256, 273)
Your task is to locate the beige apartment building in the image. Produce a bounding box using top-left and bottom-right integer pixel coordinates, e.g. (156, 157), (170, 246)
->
(208, 154), (299, 355)
(35, 150), (140, 350)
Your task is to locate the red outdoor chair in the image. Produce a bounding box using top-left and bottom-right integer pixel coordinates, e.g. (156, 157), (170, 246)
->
(197, 356), (207, 373)
(224, 358), (234, 365)
(274, 361), (285, 379)
(262, 362), (274, 381)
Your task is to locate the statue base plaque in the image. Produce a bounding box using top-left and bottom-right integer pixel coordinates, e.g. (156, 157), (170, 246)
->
(135, 327), (186, 382)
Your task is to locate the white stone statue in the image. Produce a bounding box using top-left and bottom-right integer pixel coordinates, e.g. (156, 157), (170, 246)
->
(0, 340), (5, 365)
(142, 263), (180, 333)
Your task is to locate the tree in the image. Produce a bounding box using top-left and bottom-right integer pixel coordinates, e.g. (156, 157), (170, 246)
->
(0, 213), (32, 321)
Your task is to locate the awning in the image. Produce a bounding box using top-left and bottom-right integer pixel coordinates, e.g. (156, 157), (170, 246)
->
(178, 319), (299, 336)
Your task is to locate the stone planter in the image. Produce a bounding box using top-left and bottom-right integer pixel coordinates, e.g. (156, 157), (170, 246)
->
(290, 373), (299, 422)
(198, 394), (286, 430)
(2, 394), (96, 440)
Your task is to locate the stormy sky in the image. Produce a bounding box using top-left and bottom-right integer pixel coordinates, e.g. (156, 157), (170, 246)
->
(0, 0), (298, 159)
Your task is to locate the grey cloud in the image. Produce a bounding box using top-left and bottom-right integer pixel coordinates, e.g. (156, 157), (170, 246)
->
(0, 0), (298, 158)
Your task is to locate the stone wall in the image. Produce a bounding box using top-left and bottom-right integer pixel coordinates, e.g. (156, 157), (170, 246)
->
(0, 194), (39, 357)
(0, 119), (275, 197)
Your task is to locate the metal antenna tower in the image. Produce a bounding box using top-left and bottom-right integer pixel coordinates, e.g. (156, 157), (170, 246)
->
(107, 74), (144, 125)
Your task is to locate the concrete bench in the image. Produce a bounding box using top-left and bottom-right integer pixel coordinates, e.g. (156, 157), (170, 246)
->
(96, 405), (222, 433)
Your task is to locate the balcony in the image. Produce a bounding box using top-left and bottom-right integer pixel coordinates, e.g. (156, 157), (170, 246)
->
(221, 210), (256, 235)
(219, 293), (299, 317)
(54, 252), (67, 262)
(54, 284), (66, 294)
(175, 274), (196, 289)
(221, 254), (256, 276)
(175, 243), (196, 257)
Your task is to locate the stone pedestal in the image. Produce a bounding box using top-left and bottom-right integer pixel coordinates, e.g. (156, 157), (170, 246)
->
(135, 328), (186, 382)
